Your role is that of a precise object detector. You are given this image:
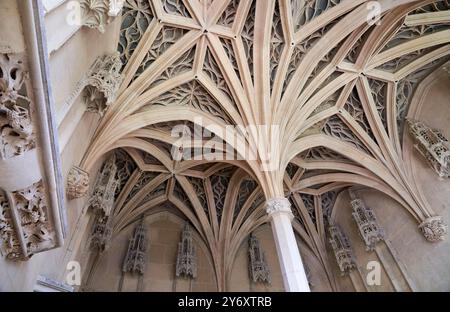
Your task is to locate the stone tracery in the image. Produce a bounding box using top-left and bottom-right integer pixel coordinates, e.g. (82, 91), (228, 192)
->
(72, 0), (450, 291)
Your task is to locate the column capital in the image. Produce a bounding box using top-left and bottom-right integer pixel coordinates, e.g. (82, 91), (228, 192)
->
(419, 216), (447, 242)
(266, 197), (293, 219)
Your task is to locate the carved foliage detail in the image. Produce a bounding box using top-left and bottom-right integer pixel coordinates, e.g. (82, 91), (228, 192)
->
(419, 216), (448, 242)
(0, 53), (35, 160)
(80, 0), (125, 33)
(67, 166), (90, 199)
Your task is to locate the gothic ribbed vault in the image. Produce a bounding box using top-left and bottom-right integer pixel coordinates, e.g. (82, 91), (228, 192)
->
(78, 0), (450, 290)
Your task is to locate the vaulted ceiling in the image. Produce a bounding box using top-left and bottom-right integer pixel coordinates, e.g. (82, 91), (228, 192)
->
(80, 0), (450, 290)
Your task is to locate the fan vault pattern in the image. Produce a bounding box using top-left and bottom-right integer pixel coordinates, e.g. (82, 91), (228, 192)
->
(79, 0), (450, 290)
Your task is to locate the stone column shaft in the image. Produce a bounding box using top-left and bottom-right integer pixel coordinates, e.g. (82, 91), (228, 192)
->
(266, 197), (310, 292)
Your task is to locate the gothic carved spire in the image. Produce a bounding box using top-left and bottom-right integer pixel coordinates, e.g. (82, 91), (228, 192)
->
(122, 216), (147, 275)
(248, 233), (271, 285)
(349, 190), (384, 251)
(175, 222), (197, 279)
(328, 224), (356, 275)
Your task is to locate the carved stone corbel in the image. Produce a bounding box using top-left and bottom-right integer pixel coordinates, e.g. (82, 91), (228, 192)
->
(67, 166), (90, 199)
(0, 52), (58, 261)
(80, 0), (125, 33)
(419, 216), (448, 242)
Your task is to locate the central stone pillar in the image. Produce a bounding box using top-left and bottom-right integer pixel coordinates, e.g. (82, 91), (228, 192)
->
(266, 197), (310, 292)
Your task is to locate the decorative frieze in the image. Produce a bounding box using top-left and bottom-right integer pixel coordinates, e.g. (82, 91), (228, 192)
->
(122, 217), (147, 275)
(419, 216), (448, 242)
(80, 0), (125, 33)
(67, 166), (90, 199)
(84, 52), (123, 116)
(349, 190), (384, 251)
(407, 119), (450, 179)
(328, 224), (356, 275)
(176, 222), (197, 279)
(89, 154), (120, 216)
(248, 233), (271, 285)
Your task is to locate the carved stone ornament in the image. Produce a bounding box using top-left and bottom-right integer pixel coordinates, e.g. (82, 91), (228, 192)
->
(88, 154), (120, 216)
(349, 190), (384, 251)
(328, 224), (356, 275)
(176, 222), (197, 279)
(66, 166), (89, 199)
(265, 197), (293, 218)
(122, 217), (147, 275)
(89, 211), (112, 252)
(84, 52), (123, 116)
(0, 53), (35, 160)
(248, 233), (271, 285)
(419, 216), (448, 242)
(80, 0), (125, 33)
(0, 181), (56, 261)
(407, 119), (450, 179)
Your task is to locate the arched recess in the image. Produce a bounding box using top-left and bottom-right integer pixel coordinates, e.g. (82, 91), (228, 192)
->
(82, 210), (218, 291)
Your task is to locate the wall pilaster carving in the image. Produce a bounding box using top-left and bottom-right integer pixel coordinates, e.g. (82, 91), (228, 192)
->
(419, 216), (448, 242)
(248, 233), (271, 285)
(0, 52), (58, 261)
(328, 224), (356, 275)
(80, 0), (125, 33)
(407, 119), (450, 179)
(176, 222), (197, 279)
(349, 190), (384, 251)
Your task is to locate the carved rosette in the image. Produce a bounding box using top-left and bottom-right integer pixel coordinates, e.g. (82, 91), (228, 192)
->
(67, 166), (90, 199)
(265, 197), (293, 219)
(80, 0), (125, 33)
(0, 181), (56, 260)
(84, 52), (123, 116)
(419, 216), (448, 242)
